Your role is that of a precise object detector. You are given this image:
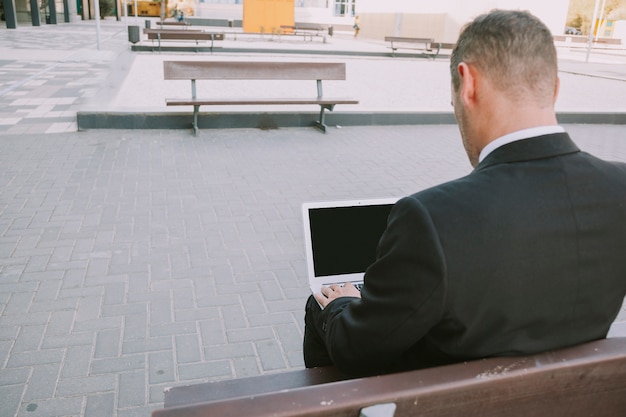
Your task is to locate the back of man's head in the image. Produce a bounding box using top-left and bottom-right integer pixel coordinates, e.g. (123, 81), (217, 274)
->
(450, 10), (558, 107)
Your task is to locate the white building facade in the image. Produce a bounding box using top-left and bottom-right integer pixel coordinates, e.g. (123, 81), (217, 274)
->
(193, 0), (570, 40)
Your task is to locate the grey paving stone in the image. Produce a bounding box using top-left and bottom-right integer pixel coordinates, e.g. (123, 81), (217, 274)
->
(61, 345), (94, 378)
(0, 367), (31, 386)
(45, 311), (76, 336)
(149, 383), (171, 405)
(122, 335), (172, 355)
(56, 374), (117, 396)
(177, 360), (232, 381)
(197, 319), (226, 348)
(0, 384), (24, 417)
(42, 332), (94, 350)
(255, 339), (287, 371)
(72, 316), (122, 333)
(23, 363), (60, 402)
(174, 307), (220, 322)
(85, 392), (116, 417)
(148, 351), (176, 385)
(94, 328), (122, 358)
(149, 322), (197, 338)
(117, 404), (162, 417)
(227, 327), (276, 344)
(232, 355), (262, 378)
(4, 292), (33, 316)
(175, 334), (202, 364)
(118, 371), (146, 408)
(247, 312), (295, 327)
(7, 349), (65, 368)
(12, 325), (45, 352)
(91, 354), (146, 375)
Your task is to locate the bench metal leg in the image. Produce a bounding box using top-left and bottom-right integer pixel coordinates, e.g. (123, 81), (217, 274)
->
(314, 104), (334, 133)
(193, 105), (199, 136)
(434, 43), (442, 60)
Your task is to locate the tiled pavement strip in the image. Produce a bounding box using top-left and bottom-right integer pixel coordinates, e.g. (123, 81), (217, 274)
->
(1, 20), (626, 417)
(0, 22), (127, 135)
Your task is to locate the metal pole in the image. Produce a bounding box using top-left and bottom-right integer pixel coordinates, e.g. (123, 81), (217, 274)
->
(124, 0), (128, 22)
(595, 0), (607, 42)
(585, 0), (601, 63)
(94, 0), (101, 50)
(3, 0), (18, 28)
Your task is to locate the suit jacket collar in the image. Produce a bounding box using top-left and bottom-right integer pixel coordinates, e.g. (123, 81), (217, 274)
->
(473, 132), (580, 173)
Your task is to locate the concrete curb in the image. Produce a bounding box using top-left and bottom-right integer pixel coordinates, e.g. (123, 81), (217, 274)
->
(129, 44), (446, 60)
(76, 111), (626, 131)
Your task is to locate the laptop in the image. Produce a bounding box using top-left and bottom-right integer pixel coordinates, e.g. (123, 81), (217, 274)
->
(302, 197), (399, 294)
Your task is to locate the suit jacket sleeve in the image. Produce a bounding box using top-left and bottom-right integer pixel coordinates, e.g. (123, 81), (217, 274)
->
(317, 196), (447, 376)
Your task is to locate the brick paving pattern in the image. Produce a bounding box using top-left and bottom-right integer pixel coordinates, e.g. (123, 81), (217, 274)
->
(1, 18), (625, 417)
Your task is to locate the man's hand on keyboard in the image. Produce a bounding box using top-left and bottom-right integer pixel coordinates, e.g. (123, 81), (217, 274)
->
(314, 283), (361, 309)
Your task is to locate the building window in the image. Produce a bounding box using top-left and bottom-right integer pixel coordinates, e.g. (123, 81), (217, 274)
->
(334, 0), (355, 17)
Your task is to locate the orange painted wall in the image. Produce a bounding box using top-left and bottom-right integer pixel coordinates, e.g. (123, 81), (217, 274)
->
(243, 0), (295, 34)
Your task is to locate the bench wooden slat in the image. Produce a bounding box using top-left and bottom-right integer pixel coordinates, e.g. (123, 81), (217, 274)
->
(142, 29), (224, 49)
(144, 28), (204, 34)
(163, 61), (346, 81)
(437, 42), (456, 50)
(164, 366), (348, 408)
(280, 25), (324, 32)
(384, 36), (448, 59)
(145, 32), (224, 41)
(157, 21), (190, 26)
(384, 36), (433, 44)
(153, 338), (626, 417)
(165, 97), (359, 106)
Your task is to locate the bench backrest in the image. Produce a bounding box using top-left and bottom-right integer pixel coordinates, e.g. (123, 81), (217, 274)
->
(146, 32), (224, 41)
(385, 36), (433, 43)
(153, 338), (626, 417)
(144, 28), (204, 34)
(163, 61), (347, 81)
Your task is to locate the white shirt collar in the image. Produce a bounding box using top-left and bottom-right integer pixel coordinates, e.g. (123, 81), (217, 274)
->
(479, 125), (566, 163)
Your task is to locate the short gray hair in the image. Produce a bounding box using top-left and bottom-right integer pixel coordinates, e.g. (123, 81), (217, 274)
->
(450, 10), (558, 104)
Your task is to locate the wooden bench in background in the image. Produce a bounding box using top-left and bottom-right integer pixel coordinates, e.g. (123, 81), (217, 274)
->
(143, 29), (224, 51)
(156, 20), (191, 28)
(384, 36), (455, 59)
(280, 24), (327, 42)
(163, 61), (359, 136)
(152, 338), (626, 417)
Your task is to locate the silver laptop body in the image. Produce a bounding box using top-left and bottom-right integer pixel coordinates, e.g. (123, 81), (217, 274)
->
(302, 197), (399, 294)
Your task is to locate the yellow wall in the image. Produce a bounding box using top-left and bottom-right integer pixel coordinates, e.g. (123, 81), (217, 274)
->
(243, 0), (294, 34)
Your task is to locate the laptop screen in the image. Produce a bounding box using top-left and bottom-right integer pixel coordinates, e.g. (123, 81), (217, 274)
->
(306, 202), (396, 277)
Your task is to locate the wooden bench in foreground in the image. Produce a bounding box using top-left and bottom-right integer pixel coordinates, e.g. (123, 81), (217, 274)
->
(384, 36), (454, 59)
(163, 61), (359, 136)
(143, 29), (224, 51)
(153, 337), (626, 417)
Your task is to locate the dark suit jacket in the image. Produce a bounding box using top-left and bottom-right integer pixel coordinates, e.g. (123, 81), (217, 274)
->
(316, 132), (626, 377)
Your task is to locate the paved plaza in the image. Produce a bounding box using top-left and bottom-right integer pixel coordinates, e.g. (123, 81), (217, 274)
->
(1, 18), (626, 417)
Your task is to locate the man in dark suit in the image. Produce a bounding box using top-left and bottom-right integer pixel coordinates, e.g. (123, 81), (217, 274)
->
(303, 9), (626, 377)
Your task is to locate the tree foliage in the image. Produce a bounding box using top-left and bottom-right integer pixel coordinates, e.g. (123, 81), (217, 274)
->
(566, 0), (625, 34)
(99, 0), (115, 17)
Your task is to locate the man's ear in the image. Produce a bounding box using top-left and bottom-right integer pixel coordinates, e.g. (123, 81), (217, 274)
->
(457, 62), (476, 106)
